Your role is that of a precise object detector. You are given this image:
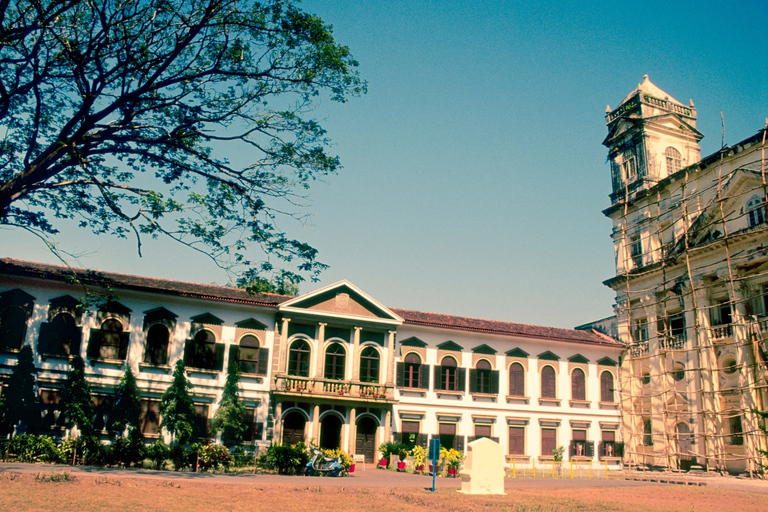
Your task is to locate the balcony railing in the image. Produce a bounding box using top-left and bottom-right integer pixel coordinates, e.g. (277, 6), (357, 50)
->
(629, 342), (648, 358)
(659, 334), (686, 350)
(709, 324), (733, 341)
(757, 317), (768, 334)
(274, 375), (394, 401)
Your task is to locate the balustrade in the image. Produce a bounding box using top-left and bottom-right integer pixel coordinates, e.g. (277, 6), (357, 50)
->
(274, 375), (393, 400)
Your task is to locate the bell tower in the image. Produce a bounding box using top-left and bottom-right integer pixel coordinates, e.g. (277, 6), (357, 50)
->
(603, 76), (703, 206)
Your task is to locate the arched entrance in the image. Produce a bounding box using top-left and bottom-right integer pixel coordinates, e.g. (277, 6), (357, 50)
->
(355, 416), (377, 462)
(320, 414), (342, 450)
(282, 411), (306, 446)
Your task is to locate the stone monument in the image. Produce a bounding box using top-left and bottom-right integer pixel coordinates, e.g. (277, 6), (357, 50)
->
(459, 437), (506, 495)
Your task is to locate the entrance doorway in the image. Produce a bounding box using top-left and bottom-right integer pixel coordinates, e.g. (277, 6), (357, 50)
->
(282, 411), (306, 446)
(355, 416), (377, 462)
(320, 414), (342, 450)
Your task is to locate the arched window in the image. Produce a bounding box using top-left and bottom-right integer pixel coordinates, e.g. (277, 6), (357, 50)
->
(508, 362), (525, 397)
(673, 363), (685, 382)
(359, 346), (380, 383)
(0, 305), (27, 351)
(288, 339), (310, 377)
(144, 323), (170, 366)
(472, 359), (493, 394)
(39, 312), (81, 358)
(237, 334), (263, 374)
(665, 147), (682, 174)
(188, 329), (218, 370)
(402, 353), (421, 388)
(600, 371), (614, 403)
(571, 368), (586, 401)
(324, 343), (346, 380)
(541, 366), (556, 399)
(747, 195), (766, 227)
(102, 318), (124, 360)
(439, 356), (458, 391)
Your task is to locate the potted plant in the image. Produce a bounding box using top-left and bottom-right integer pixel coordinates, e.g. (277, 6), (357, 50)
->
(378, 441), (404, 470)
(440, 448), (463, 477)
(397, 446), (408, 471)
(410, 445), (427, 474)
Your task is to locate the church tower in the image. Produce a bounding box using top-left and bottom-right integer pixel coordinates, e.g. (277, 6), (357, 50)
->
(603, 76), (703, 206)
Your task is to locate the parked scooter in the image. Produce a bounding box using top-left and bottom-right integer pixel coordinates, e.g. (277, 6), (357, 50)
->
(304, 449), (346, 477)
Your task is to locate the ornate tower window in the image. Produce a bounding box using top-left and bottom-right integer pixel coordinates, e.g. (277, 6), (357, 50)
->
(665, 147), (681, 174)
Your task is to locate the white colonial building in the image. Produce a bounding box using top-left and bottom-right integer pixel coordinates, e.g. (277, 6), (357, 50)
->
(0, 258), (622, 466)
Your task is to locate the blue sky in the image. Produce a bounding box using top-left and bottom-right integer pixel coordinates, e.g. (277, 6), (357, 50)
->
(2, 0), (766, 328)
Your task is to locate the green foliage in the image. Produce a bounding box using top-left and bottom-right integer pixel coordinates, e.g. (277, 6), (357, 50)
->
(409, 445), (428, 469)
(0, 345), (40, 436)
(0, 0), (365, 286)
(160, 360), (198, 446)
(5, 434), (60, 463)
(211, 360), (246, 447)
(171, 443), (195, 472)
(60, 356), (94, 437)
(261, 443), (308, 475)
(147, 440), (171, 470)
(321, 448), (352, 471)
(197, 443), (231, 472)
(378, 441), (405, 468)
(108, 365), (142, 438)
(553, 446), (565, 462)
(439, 447), (464, 470)
(107, 432), (145, 468)
(35, 471), (73, 483)
(230, 446), (255, 468)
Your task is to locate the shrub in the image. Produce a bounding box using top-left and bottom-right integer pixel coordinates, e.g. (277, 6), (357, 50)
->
(321, 448), (352, 471)
(378, 441), (405, 468)
(197, 443), (230, 472)
(108, 434), (146, 468)
(147, 440), (171, 470)
(171, 444), (195, 471)
(410, 445), (427, 470)
(230, 446), (255, 468)
(6, 434), (60, 463)
(270, 443), (308, 475)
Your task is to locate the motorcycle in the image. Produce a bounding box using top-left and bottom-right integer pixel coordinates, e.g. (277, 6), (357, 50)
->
(304, 449), (346, 477)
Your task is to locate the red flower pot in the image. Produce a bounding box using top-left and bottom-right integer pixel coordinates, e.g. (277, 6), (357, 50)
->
(397, 461), (406, 472)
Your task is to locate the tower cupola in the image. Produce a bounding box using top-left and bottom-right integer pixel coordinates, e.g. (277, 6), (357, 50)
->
(604, 76), (703, 205)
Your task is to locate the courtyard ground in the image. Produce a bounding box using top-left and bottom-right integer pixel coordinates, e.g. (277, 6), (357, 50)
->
(1, 462), (767, 511)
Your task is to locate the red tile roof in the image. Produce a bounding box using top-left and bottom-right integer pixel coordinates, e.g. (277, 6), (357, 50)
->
(390, 308), (621, 347)
(0, 258), (291, 307)
(1, 258), (620, 347)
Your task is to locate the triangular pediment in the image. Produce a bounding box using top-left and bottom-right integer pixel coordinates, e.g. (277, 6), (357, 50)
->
(686, 170), (766, 250)
(279, 281), (403, 325)
(190, 312), (224, 325)
(505, 348), (529, 358)
(99, 300), (132, 315)
(597, 356), (617, 367)
(143, 307), (178, 327)
(568, 354), (589, 364)
(472, 344), (497, 355)
(49, 295), (80, 309)
(537, 350), (560, 361)
(399, 336), (427, 348)
(0, 288), (36, 309)
(235, 318), (268, 331)
(437, 340), (463, 352)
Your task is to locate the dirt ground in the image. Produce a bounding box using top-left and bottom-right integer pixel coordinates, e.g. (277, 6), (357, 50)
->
(1, 465), (767, 511)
